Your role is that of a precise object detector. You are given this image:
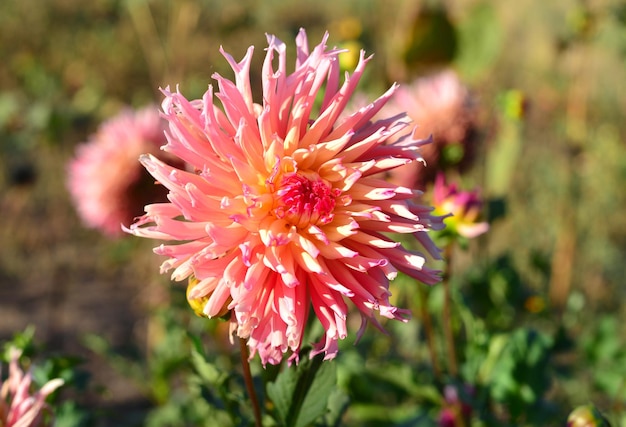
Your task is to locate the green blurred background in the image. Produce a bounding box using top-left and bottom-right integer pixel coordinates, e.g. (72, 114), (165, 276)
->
(1, 0), (626, 425)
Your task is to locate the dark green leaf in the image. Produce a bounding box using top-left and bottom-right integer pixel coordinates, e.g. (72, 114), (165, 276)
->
(267, 354), (338, 427)
(324, 388), (350, 427)
(267, 362), (300, 426)
(295, 360), (336, 427)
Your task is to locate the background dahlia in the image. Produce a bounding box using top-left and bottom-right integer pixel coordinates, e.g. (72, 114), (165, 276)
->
(127, 29), (444, 365)
(385, 70), (477, 188)
(67, 106), (179, 237)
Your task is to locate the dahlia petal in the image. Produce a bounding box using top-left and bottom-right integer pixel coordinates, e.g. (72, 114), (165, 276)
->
(360, 218), (426, 234)
(361, 157), (413, 176)
(344, 242), (399, 280)
(146, 216), (207, 240)
(339, 127), (392, 164)
(213, 74), (258, 134)
(348, 182), (397, 200)
(375, 199), (422, 221)
(242, 259), (271, 291)
(292, 249), (324, 274)
(385, 248), (441, 285)
(219, 45), (255, 109)
(317, 241), (359, 260)
(204, 280), (232, 318)
(310, 276), (348, 332)
(327, 83), (398, 142)
(228, 150), (262, 185)
(205, 223), (249, 249)
(414, 229), (444, 260)
(335, 203), (382, 220)
(187, 276), (219, 299)
(290, 231), (321, 258)
(308, 131), (355, 168)
(234, 118), (266, 173)
(315, 259), (366, 299)
(349, 230), (400, 249)
(263, 246), (299, 287)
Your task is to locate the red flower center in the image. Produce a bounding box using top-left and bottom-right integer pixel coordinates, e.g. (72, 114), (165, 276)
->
(275, 173), (338, 228)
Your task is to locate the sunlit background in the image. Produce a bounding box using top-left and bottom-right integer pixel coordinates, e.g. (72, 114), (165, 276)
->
(1, 0), (626, 426)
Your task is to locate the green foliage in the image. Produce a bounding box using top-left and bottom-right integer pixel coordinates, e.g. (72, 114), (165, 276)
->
(581, 316), (626, 402)
(454, 2), (502, 83)
(464, 254), (530, 331)
(267, 353), (340, 427)
(486, 329), (554, 421)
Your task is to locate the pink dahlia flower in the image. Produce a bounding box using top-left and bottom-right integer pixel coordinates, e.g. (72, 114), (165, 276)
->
(385, 70), (476, 188)
(1, 348), (64, 427)
(433, 173), (488, 239)
(67, 106), (180, 237)
(126, 29), (444, 365)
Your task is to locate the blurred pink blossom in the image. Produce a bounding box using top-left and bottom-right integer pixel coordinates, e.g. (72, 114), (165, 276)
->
(67, 106), (180, 237)
(438, 384), (473, 427)
(433, 173), (488, 239)
(385, 70), (477, 188)
(0, 348), (64, 427)
(126, 29), (444, 365)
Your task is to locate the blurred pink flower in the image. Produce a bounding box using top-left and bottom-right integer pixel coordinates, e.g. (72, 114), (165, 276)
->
(385, 70), (476, 188)
(0, 348), (64, 427)
(438, 384), (473, 427)
(67, 106), (179, 237)
(433, 173), (488, 239)
(126, 28), (443, 365)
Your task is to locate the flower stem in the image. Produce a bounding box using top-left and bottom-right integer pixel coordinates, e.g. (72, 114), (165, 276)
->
(442, 244), (458, 377)
(239, 337), (263, 427)
(418, 284), (441, 379)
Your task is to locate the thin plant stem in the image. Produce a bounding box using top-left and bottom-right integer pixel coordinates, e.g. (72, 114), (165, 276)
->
(442, 243), (466, 427)
(239, 337), (263, 427)
(418, 284), (441, 380)
(442, 243), (458, 377)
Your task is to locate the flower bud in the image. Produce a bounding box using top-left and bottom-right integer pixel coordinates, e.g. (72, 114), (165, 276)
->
(186, 276), (231, 319)
(567, 404), (611, 427)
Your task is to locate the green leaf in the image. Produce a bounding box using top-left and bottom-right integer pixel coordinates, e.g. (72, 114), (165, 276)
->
(54, 401), (93, 427)
(295, 360), (336, 427)
(267, 354), (338, 427)
(2, 326), (36, 360)
(190, 348), (224, 387)
(324, 388), (350, 427)
(267, 362), (300, 426)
